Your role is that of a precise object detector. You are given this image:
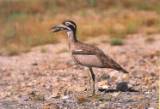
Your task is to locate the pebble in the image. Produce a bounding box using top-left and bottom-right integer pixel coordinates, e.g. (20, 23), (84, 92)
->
(116, 82), (128, 92)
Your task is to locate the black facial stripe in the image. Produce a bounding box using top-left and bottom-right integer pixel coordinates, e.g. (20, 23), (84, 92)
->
(68, 25), (76, 31)
(62, 20), (77, 34)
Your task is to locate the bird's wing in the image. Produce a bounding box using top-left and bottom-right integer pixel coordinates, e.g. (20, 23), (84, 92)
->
(72, 42), (104, 55)
(99, 53), (129, 73)
(72, 42), (128, 73)
(71, 43), (106, 67)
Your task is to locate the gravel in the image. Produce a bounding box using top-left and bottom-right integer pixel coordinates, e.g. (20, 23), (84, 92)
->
(0, 34), (159, 109)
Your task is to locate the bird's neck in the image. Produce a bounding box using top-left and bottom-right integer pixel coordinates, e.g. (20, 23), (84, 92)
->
(67, 31), (78, 43)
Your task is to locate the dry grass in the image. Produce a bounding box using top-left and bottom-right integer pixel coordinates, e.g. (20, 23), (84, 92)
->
(0, 0), (160, 55)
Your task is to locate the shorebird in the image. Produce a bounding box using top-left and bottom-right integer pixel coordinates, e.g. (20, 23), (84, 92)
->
(51, 20), (129, 95)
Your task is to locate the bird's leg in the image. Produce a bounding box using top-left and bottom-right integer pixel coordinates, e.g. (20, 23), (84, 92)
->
(88, 67), (95, 96)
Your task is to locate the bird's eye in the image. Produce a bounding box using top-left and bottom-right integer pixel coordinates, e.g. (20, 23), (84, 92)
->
(65, 22), (70, 26)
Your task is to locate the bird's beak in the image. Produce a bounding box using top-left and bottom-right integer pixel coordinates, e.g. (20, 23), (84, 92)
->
(50, 24), (67, 32)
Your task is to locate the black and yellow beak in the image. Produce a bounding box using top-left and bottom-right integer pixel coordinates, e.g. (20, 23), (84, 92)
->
(50, 24), (69, 32)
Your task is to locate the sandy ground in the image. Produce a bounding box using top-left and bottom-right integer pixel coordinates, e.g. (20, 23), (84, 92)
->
(0, 34), (159, 109)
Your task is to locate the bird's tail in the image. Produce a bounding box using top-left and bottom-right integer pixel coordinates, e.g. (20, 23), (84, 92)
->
(110, 60), (129, 73)
(119, 67), (129, 73)
(105, 56), (129, 73)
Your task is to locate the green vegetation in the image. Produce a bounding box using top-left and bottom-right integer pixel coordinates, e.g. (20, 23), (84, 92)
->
(0, 0), (160, 55)
(110, 38), (124, 46)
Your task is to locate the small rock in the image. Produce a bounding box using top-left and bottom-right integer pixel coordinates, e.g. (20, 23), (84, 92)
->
(148, 107), (154, 109)
(32, 62), (38, 66)
(47, 90), (60, 99)
(77, 96), (89, 104)
(116, 82), (128, 92)
(29, 91), (45, 101)
(98, 80), (110, 89)
(145, 91), (151, 94)
(61, 95), (69, 100)
(112, 92), (120, 97)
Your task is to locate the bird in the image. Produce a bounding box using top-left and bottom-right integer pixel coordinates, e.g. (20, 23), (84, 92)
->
(50, 20), (129, 96)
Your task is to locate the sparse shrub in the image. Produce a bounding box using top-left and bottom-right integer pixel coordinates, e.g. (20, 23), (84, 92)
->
(135, 1), (151, 10)
(125, 21), (139, 34)
(108, 26), (126, 38)
(7, 12), (28, 21)
(110, 38), (124, 46)
(87, 0), (97, 7)
(3, 26), (16, 43)
(0, 0), (160, 55)
(1, 44), (30, 56)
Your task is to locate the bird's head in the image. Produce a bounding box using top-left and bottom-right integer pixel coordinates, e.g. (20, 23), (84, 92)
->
(50, 20), (77, 33)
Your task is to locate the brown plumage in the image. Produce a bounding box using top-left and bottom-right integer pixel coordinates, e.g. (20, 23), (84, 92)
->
(71, 42), (128, 73)
(51, 20), (129, 95)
